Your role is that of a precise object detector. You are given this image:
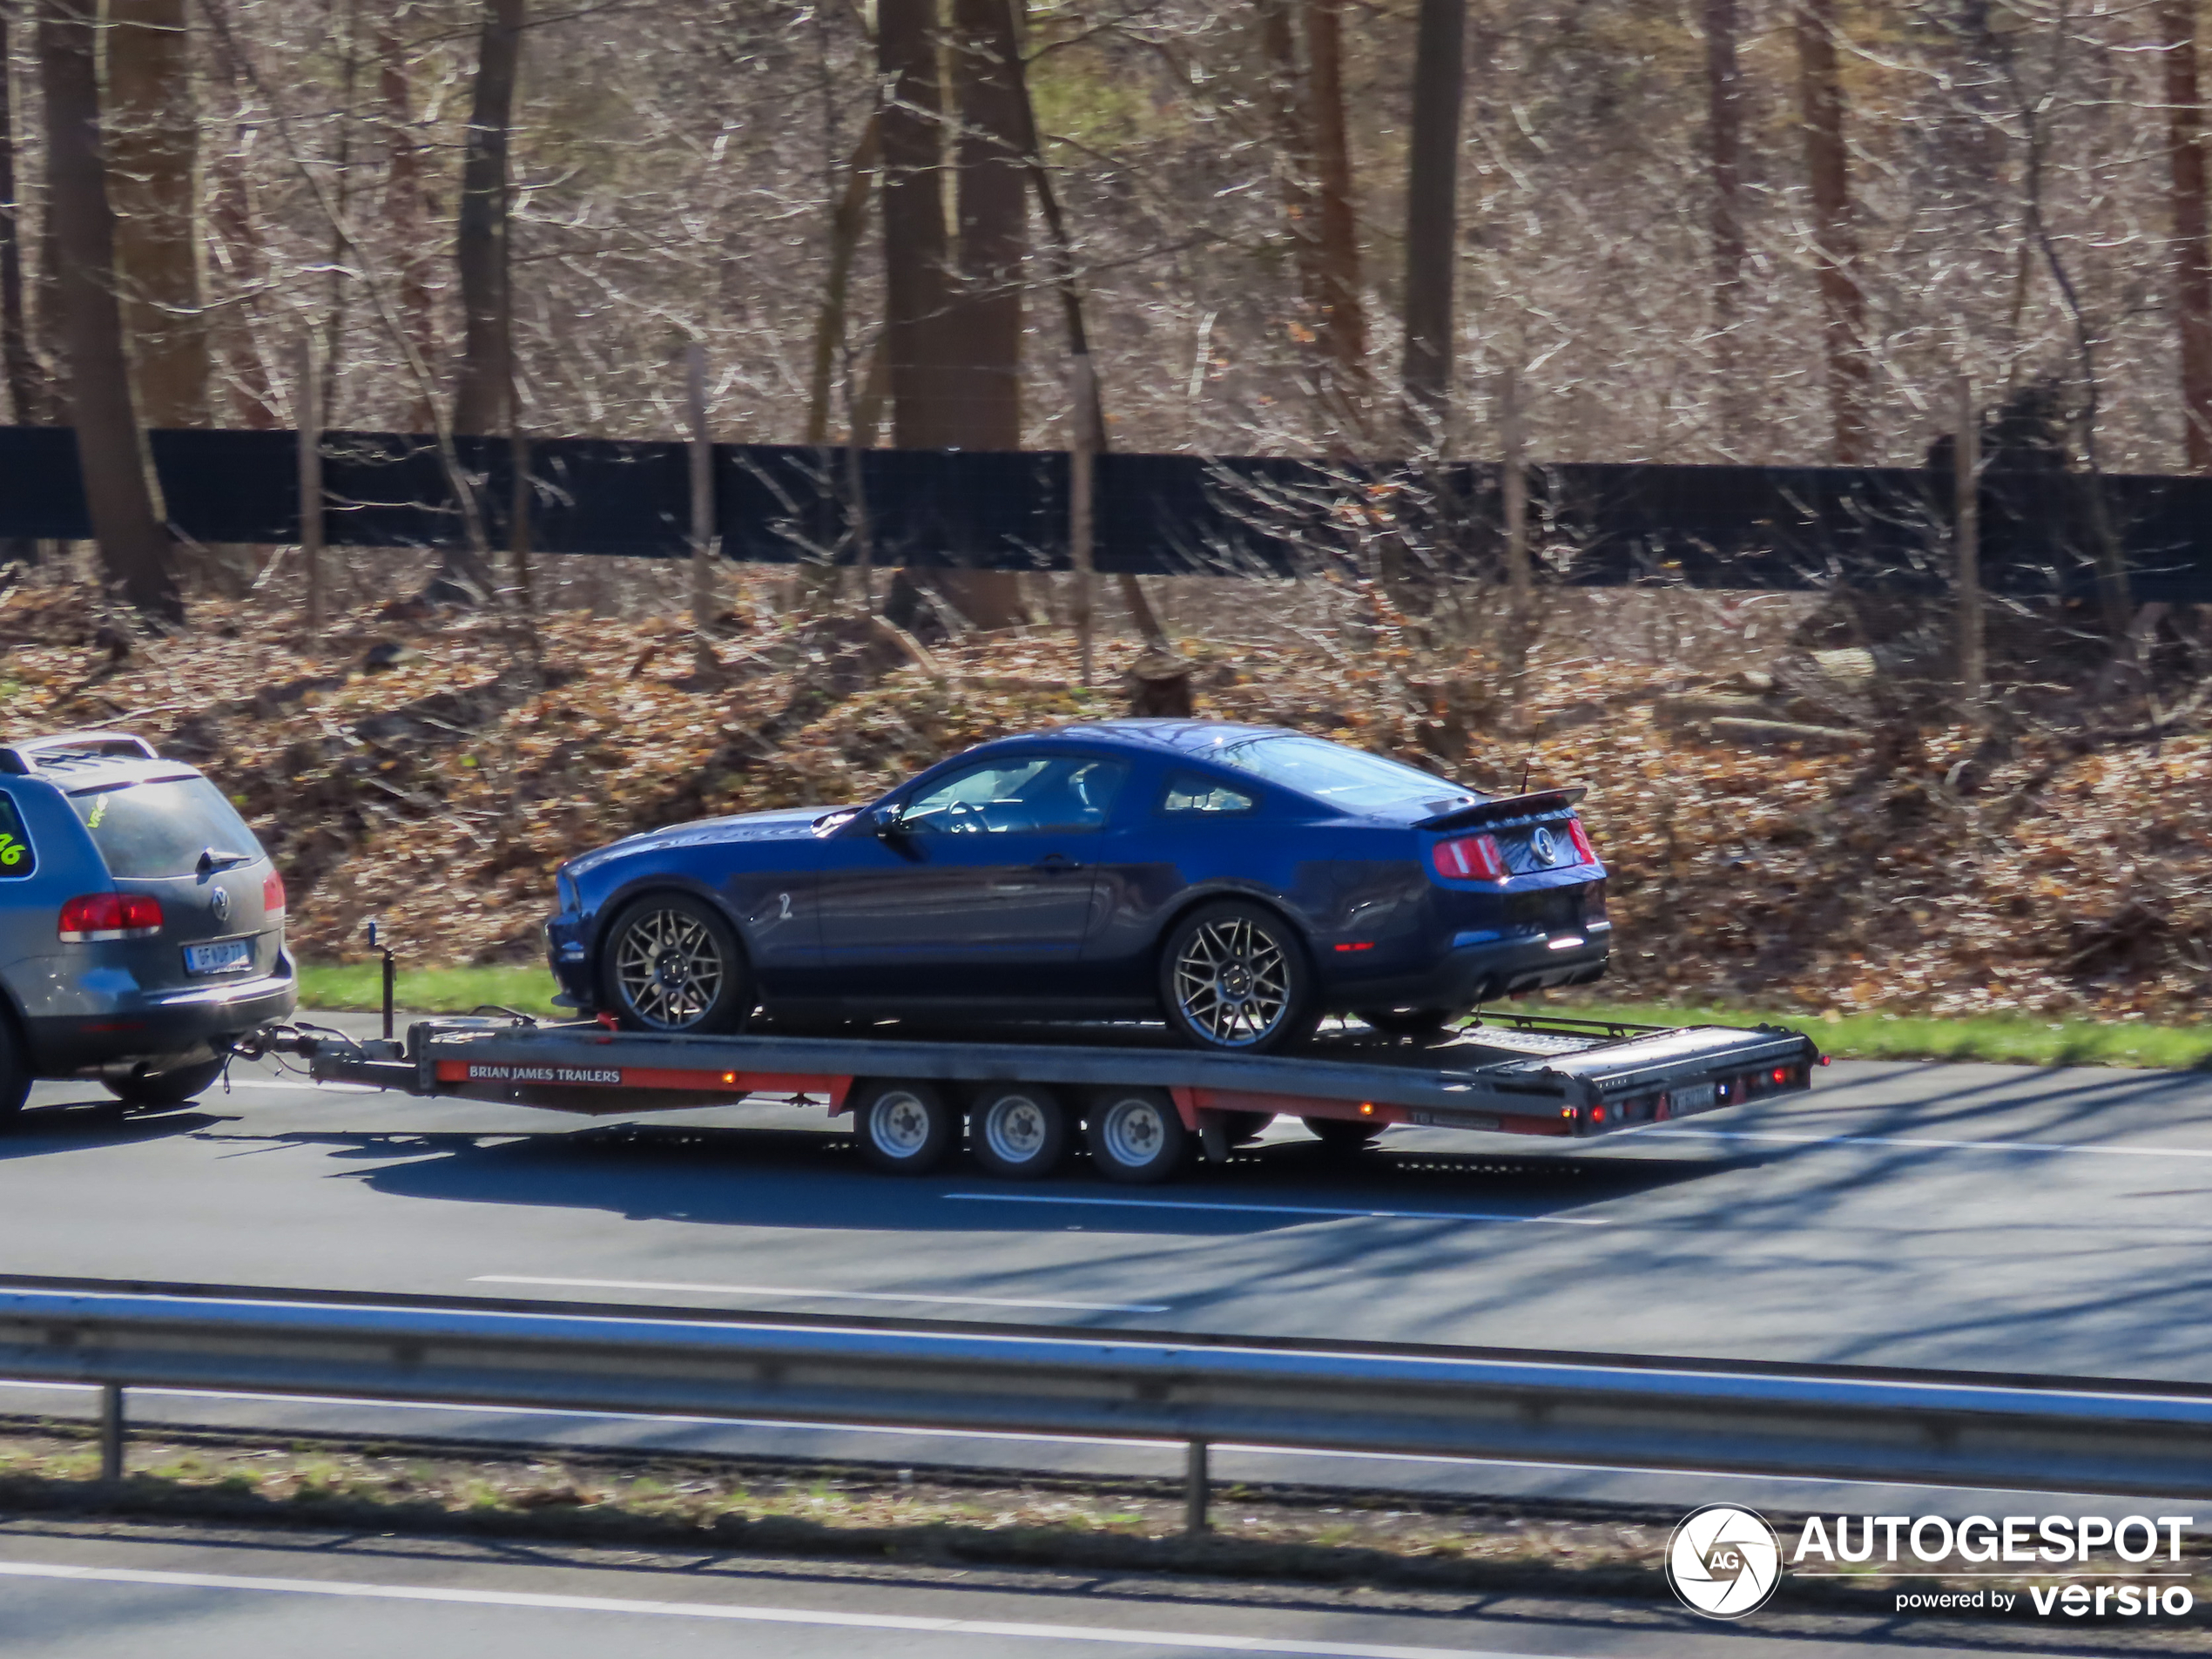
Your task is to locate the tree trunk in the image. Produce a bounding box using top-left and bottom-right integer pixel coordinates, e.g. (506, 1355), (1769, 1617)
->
(1399, 0), (1466, 443)
(38, 0), (177, 622)
(939, 0), (1027, 626)
(453, 0), (522, 439)
(878, 0), (952, 450)
(379, 7), (436, 434)
(0, 10), (47, 424)
(1795, 0), (1871, 463)
(2163, 0), (2212, 473)
(1704, 0), (1747, 446)
(1254, 1), (1325, 355)
(1305, 0), (1368, 438)
(106, 0), (207, 430)
(804, 111), (879, 446)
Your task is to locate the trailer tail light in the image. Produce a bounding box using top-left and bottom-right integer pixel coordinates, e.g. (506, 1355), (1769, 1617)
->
(1566, 818), (1596, 865)
(58, 892), (164, 941)
(263, 870), (287, 921)
(1431, 833), (1507, 881)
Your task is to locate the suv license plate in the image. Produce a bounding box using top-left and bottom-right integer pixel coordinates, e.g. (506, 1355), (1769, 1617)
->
(185, 940), (253, 975)
(1669, 1082), (1719, 1116)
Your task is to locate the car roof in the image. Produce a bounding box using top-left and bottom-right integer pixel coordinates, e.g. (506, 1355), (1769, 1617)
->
(983, 719), (1293, 759)
(0, 732), (200, 792)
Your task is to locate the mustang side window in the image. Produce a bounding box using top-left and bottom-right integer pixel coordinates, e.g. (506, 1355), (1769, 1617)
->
(0, 791), (33, 878)
(1160, 773), (1256, 815)
(902, 758), (1129, 835)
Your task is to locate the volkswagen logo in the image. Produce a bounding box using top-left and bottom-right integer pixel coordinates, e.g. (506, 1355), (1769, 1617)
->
(209, 887), (232, 924)
(1666, 1504), (1783, 1619)
(1530, 826), (1559, 866)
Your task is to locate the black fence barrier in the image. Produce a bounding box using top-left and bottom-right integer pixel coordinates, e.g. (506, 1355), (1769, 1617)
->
(3, 424), (2209, 600)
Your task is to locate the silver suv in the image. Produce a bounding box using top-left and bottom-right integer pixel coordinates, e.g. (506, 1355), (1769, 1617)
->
(0, 732), (297, 1121)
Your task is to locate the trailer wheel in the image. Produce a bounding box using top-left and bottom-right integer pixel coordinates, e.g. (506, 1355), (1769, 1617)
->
(1086, 1087), (1190, 1184)
(853, 1080), (958, 1175)
(1303, 1115), (1385, 1150)
(969, 1084), (1070, 1180)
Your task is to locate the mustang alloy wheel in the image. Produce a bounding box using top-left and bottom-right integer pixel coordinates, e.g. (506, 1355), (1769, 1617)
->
(1157, 901), (1318, 1055)
(599, 894), (752, 1034)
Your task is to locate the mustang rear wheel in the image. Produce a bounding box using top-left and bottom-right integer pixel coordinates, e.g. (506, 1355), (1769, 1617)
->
(1158, 901), (1318, 1055)
(969, 1084), (1070, 1179)
(105, 1059), (226, 1108)
(599, 894), (752, 1034)
(854, 1079), (958, 1175)
(1086, 1086), (1190, 1184)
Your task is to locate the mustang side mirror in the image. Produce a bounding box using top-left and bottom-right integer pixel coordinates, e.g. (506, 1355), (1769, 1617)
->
(872, 806), (907, 839)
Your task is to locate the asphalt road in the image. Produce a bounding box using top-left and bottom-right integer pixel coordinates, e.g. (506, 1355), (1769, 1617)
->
(0, 1517), (2131, 1659)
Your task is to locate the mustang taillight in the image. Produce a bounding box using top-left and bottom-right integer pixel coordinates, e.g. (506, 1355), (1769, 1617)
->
(1566, 817), (1596, 865)
(1431, 833), (1507, 881)
(58, 892), (164, 942)
(263, 869), (287, 920)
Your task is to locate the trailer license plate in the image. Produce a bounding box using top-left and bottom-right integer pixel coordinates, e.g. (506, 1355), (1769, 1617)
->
(1671, 1082), (1718, 1116)
(185, 940), (253, 975)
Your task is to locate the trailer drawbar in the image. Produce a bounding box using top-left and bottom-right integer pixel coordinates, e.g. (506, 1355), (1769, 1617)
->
(240, 1010), (1821, 1185)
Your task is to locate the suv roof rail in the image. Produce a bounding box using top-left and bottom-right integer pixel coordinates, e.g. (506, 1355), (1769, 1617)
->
(0, 732), (162, 776)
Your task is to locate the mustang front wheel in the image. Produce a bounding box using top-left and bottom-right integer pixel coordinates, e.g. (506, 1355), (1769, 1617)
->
(1158, 901), (1318, 1054)
(599, 894), (752, 1033)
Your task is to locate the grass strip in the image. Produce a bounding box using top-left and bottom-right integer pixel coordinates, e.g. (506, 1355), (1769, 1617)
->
(291, 962), (2212, 1072)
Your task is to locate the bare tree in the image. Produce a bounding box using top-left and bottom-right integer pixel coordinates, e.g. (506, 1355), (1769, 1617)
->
(107, 0), (207, 429)
(1400, 0), (1465, 442)
(2162, 0), (2212, 473)
(377, 5), (435, 434)
(1703, 0), (1747, 448)
(0, 1), (46, 424)
(37, 0), (176, 620)
(878, 0), (951, 450)
(1795, 0), (1870, 462)
(1305, 0), (1367, 438)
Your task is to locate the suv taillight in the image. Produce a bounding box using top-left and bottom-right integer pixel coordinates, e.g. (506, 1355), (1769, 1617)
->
(263, 870), (286, 919)
(1566, 817), (1597, 865)
(1431, 833), (1507, 881)
(58, 892), (164, 942)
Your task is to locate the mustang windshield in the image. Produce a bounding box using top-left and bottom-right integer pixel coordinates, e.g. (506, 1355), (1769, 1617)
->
(1217, 735), (1474, 813)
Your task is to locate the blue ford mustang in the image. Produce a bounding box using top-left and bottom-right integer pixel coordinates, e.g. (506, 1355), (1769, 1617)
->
(544, 719), (1609, 1053)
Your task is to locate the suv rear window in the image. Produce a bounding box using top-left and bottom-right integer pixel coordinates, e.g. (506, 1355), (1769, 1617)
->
(69, 777), (261, 879)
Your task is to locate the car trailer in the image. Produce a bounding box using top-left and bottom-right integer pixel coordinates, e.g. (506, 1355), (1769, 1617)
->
(243, 1012), (1823, 1184)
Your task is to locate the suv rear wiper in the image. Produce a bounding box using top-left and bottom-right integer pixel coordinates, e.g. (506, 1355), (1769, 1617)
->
(198, 847), (254, 873)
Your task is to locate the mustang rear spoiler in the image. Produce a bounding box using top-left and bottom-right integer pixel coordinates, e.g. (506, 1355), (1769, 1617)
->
(1416, 786), (1587, 833)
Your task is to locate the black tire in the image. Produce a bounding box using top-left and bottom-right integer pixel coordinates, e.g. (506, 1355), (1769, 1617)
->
(105, 1058), (226, 1108)
(0, 1015), (29, 1128)
(597, 893), (752, 1035)
(1157, 900), (1319, 1055)
(853, 1079), (959, 1175)
(1219, 1109), (1274, 1146)
(1303, 1114), (1386, 1150)
(1355, 1007), (1467, 1037)
(1086, 1086), (1190, 1184)
(968, 1083), (1071, 1180)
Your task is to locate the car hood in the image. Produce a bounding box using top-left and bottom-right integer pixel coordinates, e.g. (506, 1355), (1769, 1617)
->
(565, 806), (848, 878)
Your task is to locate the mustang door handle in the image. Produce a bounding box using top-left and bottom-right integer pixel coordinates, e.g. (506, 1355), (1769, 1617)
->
(1032, 854), (1087, 873)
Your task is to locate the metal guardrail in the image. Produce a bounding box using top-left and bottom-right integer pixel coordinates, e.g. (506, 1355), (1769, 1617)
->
(4, 1281), (2211, 1530)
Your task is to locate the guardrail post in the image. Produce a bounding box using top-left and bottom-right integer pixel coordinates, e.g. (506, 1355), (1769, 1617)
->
(98, 1384), (124, 1480)
(1184, 1436), (1209, 1534)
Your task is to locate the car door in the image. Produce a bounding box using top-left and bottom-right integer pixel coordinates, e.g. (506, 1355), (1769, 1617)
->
(814, 753), (1130, 1004)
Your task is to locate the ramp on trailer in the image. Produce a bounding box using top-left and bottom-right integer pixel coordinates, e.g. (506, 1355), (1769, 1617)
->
(251, 1011), (1820, 1184)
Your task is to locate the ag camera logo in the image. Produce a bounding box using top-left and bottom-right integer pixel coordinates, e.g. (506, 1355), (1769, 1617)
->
(1667, 1503), (1783, 1619)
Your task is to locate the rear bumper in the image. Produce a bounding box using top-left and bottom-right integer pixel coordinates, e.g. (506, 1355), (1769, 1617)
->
(1326, 925), (1610, 1010)
(24, 968), (299, 1075)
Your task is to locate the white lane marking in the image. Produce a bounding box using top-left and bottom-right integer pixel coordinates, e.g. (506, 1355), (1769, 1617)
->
(471, 1274), (1170, 1314)
(0, 1560), (1528, 1657)
(1647, 1127), (2212, 1160)
(945, 1194), (1604, 1225)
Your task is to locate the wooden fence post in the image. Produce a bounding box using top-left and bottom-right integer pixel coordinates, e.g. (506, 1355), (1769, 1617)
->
(687, 341), (716, 676)
(297, 334), (323, 637)
(1955, 375), (1984, 725)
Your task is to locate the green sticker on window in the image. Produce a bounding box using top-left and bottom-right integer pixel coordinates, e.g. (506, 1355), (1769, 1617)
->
(0, 795), (35, 879)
